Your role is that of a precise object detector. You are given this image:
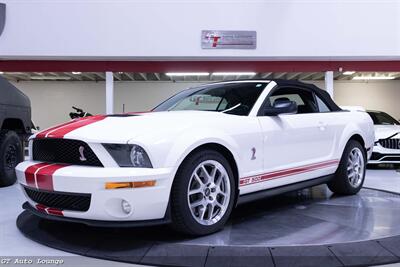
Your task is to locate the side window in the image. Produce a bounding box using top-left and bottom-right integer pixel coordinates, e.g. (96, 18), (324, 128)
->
(268, 87), (318, 114)
(315, 95), (331, 112)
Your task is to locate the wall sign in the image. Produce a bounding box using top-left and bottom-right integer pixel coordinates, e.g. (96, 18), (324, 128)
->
(201, 30), (256, 49)
(0, 3), (5, 37)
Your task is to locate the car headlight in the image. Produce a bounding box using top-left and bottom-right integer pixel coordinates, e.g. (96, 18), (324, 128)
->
(103, 144), (153, 168)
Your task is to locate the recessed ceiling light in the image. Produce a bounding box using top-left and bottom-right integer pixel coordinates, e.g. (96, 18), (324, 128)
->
(212, 72), (256, 76)
(352, 76), (395, 80)
(72, 72), (81, 74)
(166, 72), (210, 76)
(343, 71), (356, 75)
(31, 76), (72, 80)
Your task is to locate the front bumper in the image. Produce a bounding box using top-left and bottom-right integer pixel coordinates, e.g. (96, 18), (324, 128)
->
(16, 161), (175, 223)
(368, 144), (400, 164)
(22, 202), (171, 227)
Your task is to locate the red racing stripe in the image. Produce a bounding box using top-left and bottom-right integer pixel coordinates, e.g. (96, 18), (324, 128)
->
(45, 115), (106, 139)
(36, 120), (79, 139)
(35, 204), (47, 213)
(240, 160), (339, 186)
(35, 204), (64, 216)
(36, 164), (69, 191)
(25, 163), (50, 187)
(46, 207), (64, 216)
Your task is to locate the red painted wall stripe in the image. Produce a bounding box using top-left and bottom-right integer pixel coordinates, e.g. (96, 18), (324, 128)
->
(25, 163), (50, 187)
(35, 164), (69, 191)
(2, 60), (400, 72)
(240, 160), (339, 186)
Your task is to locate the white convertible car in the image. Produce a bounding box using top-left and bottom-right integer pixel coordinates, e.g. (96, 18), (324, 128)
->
(16, 80), (374, 235)
(367, 110), (400, 165)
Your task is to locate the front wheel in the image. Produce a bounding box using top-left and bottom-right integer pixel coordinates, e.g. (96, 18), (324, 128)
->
(328, 140), (366, 195)
(0, 131), (24, 187)
(170, 150), (236, 235)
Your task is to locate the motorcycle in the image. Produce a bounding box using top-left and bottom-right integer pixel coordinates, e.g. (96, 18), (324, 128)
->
(69, 106), (92, 119)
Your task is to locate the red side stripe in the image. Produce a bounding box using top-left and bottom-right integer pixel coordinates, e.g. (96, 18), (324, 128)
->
(25, 163), (50, 187)
(36, 164), (69, 191)
(240, 160), (339, 186)
(45, 115), (106, 139)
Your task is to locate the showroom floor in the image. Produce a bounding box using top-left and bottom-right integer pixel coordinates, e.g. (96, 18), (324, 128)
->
(1, 169), (400, 267)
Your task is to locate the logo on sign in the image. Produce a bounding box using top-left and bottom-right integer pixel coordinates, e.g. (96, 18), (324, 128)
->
(201, 30), (256, 49)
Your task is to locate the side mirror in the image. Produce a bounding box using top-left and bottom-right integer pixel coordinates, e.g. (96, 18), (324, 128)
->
(264, 99), (298, 116)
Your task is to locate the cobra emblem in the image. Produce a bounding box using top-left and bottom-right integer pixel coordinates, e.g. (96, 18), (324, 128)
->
(79, 146), (87, 161)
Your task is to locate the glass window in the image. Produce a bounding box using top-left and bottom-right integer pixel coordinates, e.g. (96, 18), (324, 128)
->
(153, 82), (267, 116)
(316, 95), (331, 112)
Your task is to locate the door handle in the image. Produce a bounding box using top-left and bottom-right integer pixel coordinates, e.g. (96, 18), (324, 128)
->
(318, 121), (327, 131)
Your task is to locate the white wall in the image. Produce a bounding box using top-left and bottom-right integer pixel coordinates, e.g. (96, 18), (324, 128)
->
(11, 81), (200, 128)
(1, 0), (400, 60)
(12, 80), (400, 129)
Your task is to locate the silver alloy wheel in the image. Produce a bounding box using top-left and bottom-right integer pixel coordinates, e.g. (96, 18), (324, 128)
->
(347, 147), (365, 188)
(187, 160), (231, 226)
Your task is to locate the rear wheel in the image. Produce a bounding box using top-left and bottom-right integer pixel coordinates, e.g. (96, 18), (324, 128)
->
(328, 140), (366, 195)
(170, 149), (236, 235)
(0, 131), (24, 187)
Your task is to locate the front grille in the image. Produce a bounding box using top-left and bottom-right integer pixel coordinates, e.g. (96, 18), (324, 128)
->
(24, 186), (91, 212)
(379, 138), (400, 150)
(32, 138), (103, 166)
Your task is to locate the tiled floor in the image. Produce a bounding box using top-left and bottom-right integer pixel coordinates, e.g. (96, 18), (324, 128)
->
(1, 168), (400, 266)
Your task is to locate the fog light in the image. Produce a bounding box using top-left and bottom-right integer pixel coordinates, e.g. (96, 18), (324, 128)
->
(121, 200), (132, 214)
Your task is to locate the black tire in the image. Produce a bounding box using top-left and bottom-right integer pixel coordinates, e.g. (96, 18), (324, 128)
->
(0, 130), (24, 187)
(170, 149), (236, 236)
(328, 140), (366, 195)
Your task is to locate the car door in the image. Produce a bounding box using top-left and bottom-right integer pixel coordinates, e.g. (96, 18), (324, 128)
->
(248, 86), (336, 191)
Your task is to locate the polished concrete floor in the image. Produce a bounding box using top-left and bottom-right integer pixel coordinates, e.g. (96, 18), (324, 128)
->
(2, 168), (400, 266)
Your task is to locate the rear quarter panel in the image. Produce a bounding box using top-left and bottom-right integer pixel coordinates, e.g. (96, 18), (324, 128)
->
(334, 110), (374, 160)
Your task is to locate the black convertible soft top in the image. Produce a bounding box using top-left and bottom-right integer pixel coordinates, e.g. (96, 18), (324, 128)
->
(273, 80), (342, 112)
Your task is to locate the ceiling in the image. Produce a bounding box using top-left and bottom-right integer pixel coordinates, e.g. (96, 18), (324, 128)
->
(1, 72), (400, 82)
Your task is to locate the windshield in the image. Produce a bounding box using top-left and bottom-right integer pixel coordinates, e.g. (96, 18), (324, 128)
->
(153, 82), (267, 116)
(367, 111), (400, 125)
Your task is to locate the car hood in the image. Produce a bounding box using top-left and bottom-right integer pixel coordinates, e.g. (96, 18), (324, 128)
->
(374, 125), (400, 140)
(33, 111), (232, 143)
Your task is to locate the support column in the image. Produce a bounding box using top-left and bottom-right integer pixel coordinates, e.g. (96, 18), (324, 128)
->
(324, 71), (334, 99)
(106, 71), (114, 114)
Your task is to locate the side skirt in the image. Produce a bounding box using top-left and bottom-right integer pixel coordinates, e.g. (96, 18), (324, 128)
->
(237, 174), (334, 205)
